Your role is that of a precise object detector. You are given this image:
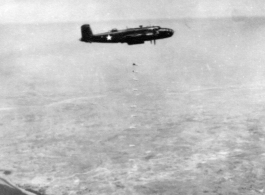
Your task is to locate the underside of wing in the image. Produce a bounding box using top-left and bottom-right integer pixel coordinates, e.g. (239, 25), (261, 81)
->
(127, 41), (144, 45)
(123, 34), (145, 45)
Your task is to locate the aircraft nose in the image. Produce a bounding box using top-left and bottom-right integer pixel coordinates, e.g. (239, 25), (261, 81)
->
(158, 28), (174, 37)
(169, 29), (174, 36)
(164, 29), (173, 37)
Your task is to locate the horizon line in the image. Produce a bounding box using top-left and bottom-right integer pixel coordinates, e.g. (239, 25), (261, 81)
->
(1, 15), (265, 25)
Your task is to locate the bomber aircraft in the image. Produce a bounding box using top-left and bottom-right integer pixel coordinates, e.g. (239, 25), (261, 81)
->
(80, 24), (174, 45)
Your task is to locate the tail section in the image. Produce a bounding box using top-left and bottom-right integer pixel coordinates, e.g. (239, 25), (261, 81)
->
(81, 24), (93, 42)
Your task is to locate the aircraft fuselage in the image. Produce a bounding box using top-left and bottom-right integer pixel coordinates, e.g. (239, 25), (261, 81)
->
(80, 25), (174, 45)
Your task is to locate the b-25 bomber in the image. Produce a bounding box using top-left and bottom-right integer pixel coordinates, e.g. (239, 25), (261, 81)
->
(80, 24), (174, 45)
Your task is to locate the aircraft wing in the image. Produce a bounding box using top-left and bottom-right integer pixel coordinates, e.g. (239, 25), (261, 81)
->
(122, 34), (145, 45)
(122, 34), (143, 41)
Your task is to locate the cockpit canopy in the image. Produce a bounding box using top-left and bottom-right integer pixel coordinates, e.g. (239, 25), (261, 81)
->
(148, 26), (161, 30)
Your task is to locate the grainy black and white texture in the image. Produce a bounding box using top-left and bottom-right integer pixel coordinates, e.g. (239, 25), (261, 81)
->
(1, 1), (265, 195)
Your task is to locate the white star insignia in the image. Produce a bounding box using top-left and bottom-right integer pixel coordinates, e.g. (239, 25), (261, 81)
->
(107, 35), (112, 40)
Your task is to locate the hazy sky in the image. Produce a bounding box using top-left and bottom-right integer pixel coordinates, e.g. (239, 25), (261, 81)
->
(1, 0), (265, 23)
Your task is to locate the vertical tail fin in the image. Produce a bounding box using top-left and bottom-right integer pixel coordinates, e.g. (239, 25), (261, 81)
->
(81, 24), (93, 42)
